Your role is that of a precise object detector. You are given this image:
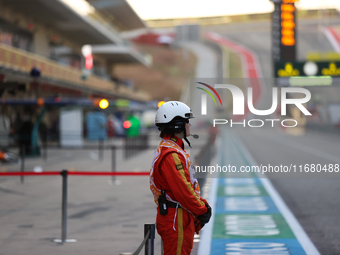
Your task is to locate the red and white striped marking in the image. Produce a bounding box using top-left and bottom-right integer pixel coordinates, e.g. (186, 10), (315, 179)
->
(323, 27), (340, 53)
(205, 32), (264, 120)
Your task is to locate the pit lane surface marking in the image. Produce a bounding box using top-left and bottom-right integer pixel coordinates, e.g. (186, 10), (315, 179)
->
(323, 27), (340, 52)
(198, 130), (320, 255)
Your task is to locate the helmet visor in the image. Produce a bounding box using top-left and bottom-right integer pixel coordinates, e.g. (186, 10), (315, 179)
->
(185, 111), (195, 119)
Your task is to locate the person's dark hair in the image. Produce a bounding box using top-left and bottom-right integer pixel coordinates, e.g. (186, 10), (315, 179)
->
(159, 128), (175, 138)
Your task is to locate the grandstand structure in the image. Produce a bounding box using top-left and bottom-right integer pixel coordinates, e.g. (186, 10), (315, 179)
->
(0, 0), (150, 101)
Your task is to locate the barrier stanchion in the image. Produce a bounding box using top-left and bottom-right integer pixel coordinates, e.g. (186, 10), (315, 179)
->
(0, 170), (150, 246)
(53, 170), (77, 244)
(124, 137), (127, 159)
(43, 142), (47, 161)
(20, 145), (25, 184)
(111, 145), (115, 177)
(110, 145), (120, 185)
(99, 139), (104, 161)
(144, 224), (155, 255)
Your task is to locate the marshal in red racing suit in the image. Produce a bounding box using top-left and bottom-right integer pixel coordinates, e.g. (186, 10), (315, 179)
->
(150, 135), (211, 255)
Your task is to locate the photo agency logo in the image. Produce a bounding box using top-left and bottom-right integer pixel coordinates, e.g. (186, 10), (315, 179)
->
(196, 82), (223, 114)
(196, 82), (312, 128)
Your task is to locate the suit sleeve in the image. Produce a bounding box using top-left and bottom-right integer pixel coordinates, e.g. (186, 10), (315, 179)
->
(160, 152), (207, 216)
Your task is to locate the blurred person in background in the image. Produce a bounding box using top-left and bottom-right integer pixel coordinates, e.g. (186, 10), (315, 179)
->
(150, 101), (211, 255)
(0, 113), (11, 147)
(17, 112), (33, 155)
(29, 66), (41, 78)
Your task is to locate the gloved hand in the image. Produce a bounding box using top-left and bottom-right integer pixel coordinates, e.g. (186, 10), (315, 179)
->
(197, 203), (211, 228)
(194, 219), (202, 234)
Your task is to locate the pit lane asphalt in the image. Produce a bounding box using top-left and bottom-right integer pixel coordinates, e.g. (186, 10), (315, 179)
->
(204, 18), (340, 254)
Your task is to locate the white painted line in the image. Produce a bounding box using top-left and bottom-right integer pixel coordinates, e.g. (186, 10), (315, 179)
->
(232, 134), (320, 255)
(197, 177), (218, 255)
(197, 133), (222, 255)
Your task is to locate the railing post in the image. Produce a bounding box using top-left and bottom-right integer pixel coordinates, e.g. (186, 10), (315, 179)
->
(61, 170), (68, 242)
(111, 145), (116, 183)
(110, 145), (121, 185)
(144, 224), (155, 255)
(43, 141), (47, 161)
(99, 138), (104, 160)
(124, 136), (127, 159)
(53, 170), (76, 244)
(150, 224), (155, 255)
(20, 145), (25, 184)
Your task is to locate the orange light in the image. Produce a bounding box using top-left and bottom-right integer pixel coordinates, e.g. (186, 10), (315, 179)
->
(93, 99), (99, 107)
(281, 4), (295, 12)
(281, 28), (295, 37)
(280, 2), (296, 47)
(37, 98), (44, 106)
(281, 20), (295, 29)
(281, 12), (294, 20)
(282, 0), (298, 3)
(99, 99), (109, 109)
(123, 121), (131, 129)
(281, 37), (295, 46)
(158, 101), (165, 108)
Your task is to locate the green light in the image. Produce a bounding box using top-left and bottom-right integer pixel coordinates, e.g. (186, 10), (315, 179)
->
(289, 76), (333, 86)
(115, 99), (130, 107)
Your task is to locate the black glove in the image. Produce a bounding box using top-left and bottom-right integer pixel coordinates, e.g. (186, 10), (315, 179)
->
(198, 204), (212, 227)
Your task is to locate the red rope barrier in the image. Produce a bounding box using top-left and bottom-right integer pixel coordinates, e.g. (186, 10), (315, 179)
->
(0, 171), (60, 176)
(0, 171), (150, 176)
(68, 171), (149, 176)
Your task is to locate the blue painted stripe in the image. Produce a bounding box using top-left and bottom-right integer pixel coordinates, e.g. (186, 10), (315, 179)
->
(214, 196), (280, 214)
(218, 177), (263, 186)
(207, 131), (316, 255)
(211, 238), (307, 255)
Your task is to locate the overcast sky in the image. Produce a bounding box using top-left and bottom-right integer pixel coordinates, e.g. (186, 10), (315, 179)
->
(127, 0), (340, 20)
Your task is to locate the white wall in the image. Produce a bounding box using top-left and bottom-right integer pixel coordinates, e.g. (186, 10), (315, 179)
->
(60, 109), (84, 147)
(33, 28), (50, 58)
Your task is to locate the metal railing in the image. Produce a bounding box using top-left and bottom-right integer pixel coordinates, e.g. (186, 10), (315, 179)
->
(124, 135), (149, 159)
(1, 134), (151, 183)
(0, 130), (218, 254)
(0, 170), (156, 254)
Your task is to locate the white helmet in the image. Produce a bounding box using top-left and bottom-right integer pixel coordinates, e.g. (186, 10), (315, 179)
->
(155, 101), (195, 125)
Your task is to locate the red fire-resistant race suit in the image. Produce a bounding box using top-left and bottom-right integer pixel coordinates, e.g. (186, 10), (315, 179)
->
(150, 135), (209, 255)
